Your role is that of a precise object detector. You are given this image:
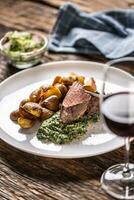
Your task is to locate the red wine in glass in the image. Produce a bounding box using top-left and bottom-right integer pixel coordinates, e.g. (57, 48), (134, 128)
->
(102, 92), (134, 137)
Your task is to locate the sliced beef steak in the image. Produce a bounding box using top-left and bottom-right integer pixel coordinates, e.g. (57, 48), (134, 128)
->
(60, 82), (91, 123)
(86, 91), (100, 115)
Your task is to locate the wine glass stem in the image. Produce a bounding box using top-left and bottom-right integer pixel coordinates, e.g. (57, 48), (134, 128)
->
(123, 137), (130, 175)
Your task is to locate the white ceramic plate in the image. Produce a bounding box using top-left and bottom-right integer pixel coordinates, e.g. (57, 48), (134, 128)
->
(0, 60), (129, 159)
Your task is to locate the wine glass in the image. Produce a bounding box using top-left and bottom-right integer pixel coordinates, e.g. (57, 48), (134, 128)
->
(100, 57), (134, 199)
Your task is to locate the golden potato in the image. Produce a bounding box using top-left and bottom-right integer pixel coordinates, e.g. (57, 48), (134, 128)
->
(52, 76), (62, 85)
(39, 84), (51, 92)
(69, 73), (85, 84)
(54, 83), (68, 97)
(17, 117), (35, 129)
(19, 99), (30, 107)
(69, 72), (78, 81)
(43, 86), (62, 99)
(22, 102), (42, 118)
(19, 106), (35, 119)
(84, 77), (97, 92)
(40, 95), (59, 111)
(61, 76), (75, 86)
(29, 88), (42, 102)
(77, 75), (85, 85)
(40, 108), (54, 120)
(10, 109), (20, 121)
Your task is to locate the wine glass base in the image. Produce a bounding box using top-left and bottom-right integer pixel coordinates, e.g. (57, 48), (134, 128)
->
(101, 164), (134, 199)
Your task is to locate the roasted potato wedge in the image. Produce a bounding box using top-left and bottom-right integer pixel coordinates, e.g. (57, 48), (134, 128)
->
(29, 88), (43, 102)
(84, 77), (97, 92)
(10, 109), (20, 121)
(40, 95), (59, 111)
(22, 102), (42, 118)
(39, 84), (51, 92)
(19, 99), (30, 107)
(40, 108), (54, 120)
(77, 75), (85, 84)
(68, 73), (85, 85)
(19, 106), (36, 119)
(52, 76), (62, 85)
(18, 117), (35, 129)
(69, 73), (77, 81)
(61, 76), (75, 86)
(54, 83), (68, 97)
(43, 86), (62, 99)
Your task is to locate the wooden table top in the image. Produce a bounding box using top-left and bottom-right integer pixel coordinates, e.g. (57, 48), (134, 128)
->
(0, 1), (134, 200)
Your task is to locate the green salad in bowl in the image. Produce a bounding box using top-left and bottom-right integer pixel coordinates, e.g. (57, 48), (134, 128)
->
(0, 31), (48, 68)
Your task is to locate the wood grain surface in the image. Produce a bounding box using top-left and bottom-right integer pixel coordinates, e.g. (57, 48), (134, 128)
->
(0, 0), (134, 200)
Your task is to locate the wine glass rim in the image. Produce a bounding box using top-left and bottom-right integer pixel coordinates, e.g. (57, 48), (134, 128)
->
(104, 64), (134, 80)
(106, 57), (134, 66)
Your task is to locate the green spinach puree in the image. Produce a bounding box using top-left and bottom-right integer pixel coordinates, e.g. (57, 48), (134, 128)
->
(37, 112), (99, 144)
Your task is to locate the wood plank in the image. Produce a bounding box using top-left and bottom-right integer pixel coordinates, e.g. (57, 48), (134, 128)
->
(0, 0), (57, 33)
(1, 140), (134, 200)
(40, 0), (132, 12)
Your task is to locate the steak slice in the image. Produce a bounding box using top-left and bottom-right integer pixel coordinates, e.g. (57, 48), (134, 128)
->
(60, 81), (91, 124)
(85, 91), (100, 115)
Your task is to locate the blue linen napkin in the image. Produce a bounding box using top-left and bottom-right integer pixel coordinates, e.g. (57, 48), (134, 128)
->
(48, 3), (134, 59)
